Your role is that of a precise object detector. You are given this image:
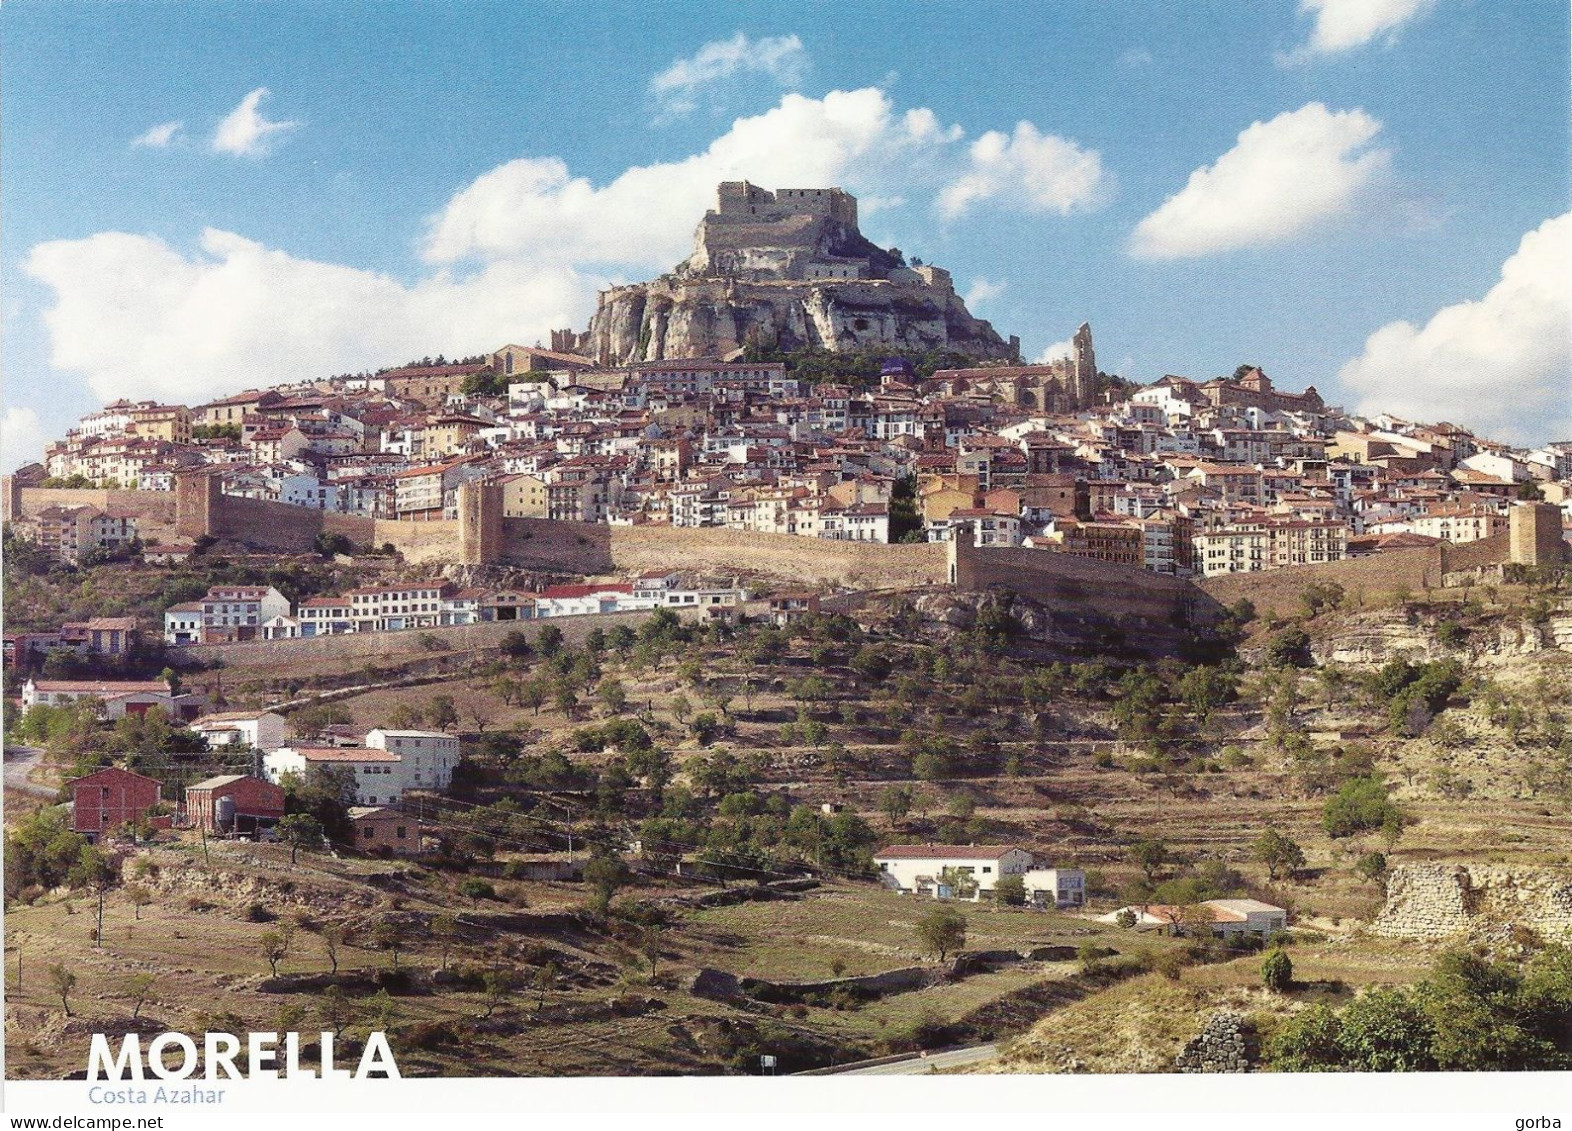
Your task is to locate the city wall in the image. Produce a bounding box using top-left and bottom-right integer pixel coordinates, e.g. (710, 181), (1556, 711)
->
(1198, 546), (1443, 618)
(950, 536), (1225, 633)
(498, 520), (950, 587)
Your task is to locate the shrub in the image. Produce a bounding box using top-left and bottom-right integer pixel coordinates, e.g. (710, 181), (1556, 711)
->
(1262, 948), (1293, 992)
(458, 878), (497, 901)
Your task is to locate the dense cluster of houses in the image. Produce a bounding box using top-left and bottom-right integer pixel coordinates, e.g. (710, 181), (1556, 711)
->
(161, 571), (743, 644)
(16, 339), (1570, 575)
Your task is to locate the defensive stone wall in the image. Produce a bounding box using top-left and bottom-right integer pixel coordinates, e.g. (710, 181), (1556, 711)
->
(1370, 865), (1572, 942)
(949, 536), (1224, 631)
(495, 519), (950, 587)
(15, 486), (178, 524)
(1199, 547), (1443, 619)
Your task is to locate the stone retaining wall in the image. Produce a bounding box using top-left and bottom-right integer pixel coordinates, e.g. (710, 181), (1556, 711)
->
(1370, 865), (1572, 942)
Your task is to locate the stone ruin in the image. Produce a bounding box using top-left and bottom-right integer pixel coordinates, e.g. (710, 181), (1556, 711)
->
(1173, 1010), (1252, 1073)
(1369, 865), (1572, 942)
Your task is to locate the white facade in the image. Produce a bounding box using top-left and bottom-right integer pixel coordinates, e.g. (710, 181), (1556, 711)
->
(191, 710), (287, 753)
(365, 728), (460, 791)
(1020, 867), (1086, 908)
(263, 746), (409, 806)
(873, 846), (1033, 900)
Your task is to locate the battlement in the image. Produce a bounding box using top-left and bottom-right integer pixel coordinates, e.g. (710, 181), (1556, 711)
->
(714, 182), (858, 228)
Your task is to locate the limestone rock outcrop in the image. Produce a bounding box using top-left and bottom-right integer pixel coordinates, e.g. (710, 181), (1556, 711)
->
(581, 182), (1019, 365)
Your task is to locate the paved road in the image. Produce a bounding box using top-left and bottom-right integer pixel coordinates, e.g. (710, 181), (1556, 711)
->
(3, 745), (57, 799)
(833, 1043), (1000, 1075)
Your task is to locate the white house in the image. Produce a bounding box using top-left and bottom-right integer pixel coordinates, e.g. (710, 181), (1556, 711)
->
(262, 746), (408, 806)
(190, 710), (287, 754)
(1021, 867), (1086, 909)
(873, 844), (1034, 900)
(364, 728), (460, 791)
(163, 602), (205, 645)
(20, 678), (187, 721)
(1097, 898), (1287, 940)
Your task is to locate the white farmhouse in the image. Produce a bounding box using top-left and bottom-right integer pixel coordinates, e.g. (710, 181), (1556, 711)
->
(263, 746), (408, 806)
(364, 728), (460, 791)
(190, 710), (288, 754)
(873, 844), (1033, 900)
(1021, 867), (1086, 909)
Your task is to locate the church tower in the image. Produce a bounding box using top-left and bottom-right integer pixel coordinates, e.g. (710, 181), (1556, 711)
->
(1071, 322), (1096, 407)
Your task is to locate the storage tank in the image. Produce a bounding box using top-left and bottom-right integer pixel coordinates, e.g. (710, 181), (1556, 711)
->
(215, 795), (236, 835)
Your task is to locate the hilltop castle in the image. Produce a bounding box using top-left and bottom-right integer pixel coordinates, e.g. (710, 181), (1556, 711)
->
(578, 182), (1020, 366)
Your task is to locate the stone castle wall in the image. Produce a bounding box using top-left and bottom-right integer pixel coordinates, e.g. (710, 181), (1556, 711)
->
(1198, 547), (1444, 619)
(1370, 865), (1572, 942)
(950, 536), (1223, 629)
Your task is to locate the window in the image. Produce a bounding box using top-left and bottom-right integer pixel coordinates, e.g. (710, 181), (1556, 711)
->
(361, 826), (374, 838)
(396, 826), (407, 839)
(982, 866), (992, 874)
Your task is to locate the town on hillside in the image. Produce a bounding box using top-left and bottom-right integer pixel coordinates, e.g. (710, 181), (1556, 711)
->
(5, 183), (1572, 1081)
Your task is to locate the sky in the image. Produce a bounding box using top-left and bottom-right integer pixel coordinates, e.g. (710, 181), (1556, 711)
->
(2, 0), (1568, 471)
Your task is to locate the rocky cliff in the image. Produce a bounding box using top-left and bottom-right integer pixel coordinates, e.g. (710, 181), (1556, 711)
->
(581, 182), (1019, 365)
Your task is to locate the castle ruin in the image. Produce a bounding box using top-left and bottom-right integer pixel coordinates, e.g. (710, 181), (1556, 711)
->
(581, 182), (1019, 366)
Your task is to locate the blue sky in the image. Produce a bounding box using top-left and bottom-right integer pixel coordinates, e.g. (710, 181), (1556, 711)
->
(3, 0), (1568, 469)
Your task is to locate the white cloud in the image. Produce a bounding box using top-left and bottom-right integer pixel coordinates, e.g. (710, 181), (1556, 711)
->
(1338, 213), (1571, 445)
(1283, 0), (1437, 62)
(1035, 338), (1075, 365)
(1129, 103), (1389, 260)
(651, 33), (808, 119)
(425, 88), (1008, 270)
(937, 122), (1111, 221)
(28, 87), (1110, 411)
(211, 88), (298, 156)
(2, 406), (44, 471)
(964, 278), (1006, 309)
(132, 121), (183, 149)
(25, 229), (594, 406)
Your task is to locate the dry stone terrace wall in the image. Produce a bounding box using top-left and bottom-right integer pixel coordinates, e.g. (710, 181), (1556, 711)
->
(1370, 865), (1572, 942)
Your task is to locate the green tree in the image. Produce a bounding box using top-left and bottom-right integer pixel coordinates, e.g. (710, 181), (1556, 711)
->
(914, 907), (967, 963)
(584, 852), (630, 914)
(1127, 837), (1170, 883)
(1322, 777), (1406, 840)
(1251, 828), (1306, 881)
(536, 624), (565, 657)
(126, 972), (156, 1020)
(259, 926), (292, 976)
(321, 924), (346, 974)
(48, 963), (77, 1016)
(278, 813), (324, 864)
(994, 874), (1027, 906)
(598, 679), (629, 716)
(426, 695), (459, 731)
(878, 784), (912, 827)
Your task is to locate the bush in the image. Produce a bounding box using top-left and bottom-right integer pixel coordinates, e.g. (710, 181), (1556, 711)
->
(1262, 948), (1293, 991)
(458, 878), (497, 901)
(993, 874), (1026, 907)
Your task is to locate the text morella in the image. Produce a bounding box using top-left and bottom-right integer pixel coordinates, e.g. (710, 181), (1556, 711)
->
(87, 1031), (399, 1084)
